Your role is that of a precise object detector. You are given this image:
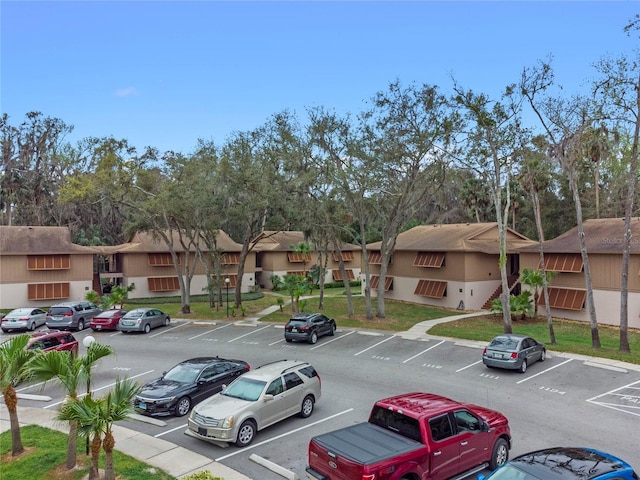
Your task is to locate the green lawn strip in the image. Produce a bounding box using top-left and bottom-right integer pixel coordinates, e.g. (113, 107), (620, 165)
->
(429, 315), (640, 365)
(0, 425), (175, 480)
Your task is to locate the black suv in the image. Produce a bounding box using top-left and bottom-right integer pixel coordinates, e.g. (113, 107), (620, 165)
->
(284, 313), (336, 344)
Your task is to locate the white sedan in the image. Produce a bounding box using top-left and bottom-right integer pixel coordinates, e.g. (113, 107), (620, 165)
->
(1, 308), (48, 332)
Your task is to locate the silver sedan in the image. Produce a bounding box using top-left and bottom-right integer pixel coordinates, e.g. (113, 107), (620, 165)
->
(118, 308), (170, 334)
(482, 334), (546, 373)
(1, 308), (47, 332)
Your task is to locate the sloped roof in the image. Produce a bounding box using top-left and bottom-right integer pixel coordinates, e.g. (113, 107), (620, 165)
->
(95, 230), (242, 254)
(368, 223), (536, 254)
(519, 217), (640, 254)
(252, 230), (359, 252)
(0, 226), (97, 255)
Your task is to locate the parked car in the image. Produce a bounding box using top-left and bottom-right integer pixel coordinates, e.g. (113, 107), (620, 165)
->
(90, 309), (128, 331)
(26, 330), (79, 356)
(284, 313), (336, 344)
(187, 359), (321, 447)
(1, 308), (47, 332)
(134, 357), (251, 417)
(478, 446), (639, 480)
(118, 308), (170, 333)
(482, 334), (546, 373)
(46, 301), (102, 331)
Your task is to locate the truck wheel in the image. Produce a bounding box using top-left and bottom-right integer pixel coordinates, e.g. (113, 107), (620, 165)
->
(309, 331), (318, 344)
(299, 395), (314, 418)
(489, 438), (509, 469)
(236, 420), (256, 447)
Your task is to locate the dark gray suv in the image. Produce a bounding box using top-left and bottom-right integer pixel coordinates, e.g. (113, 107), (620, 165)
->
(46, 301), (102, 331)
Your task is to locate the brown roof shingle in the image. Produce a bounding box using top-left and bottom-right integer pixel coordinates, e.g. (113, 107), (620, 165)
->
(0, 226), (97, 255)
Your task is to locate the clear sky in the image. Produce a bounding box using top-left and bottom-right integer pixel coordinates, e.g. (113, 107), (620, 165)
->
(2, 1), (637, 155)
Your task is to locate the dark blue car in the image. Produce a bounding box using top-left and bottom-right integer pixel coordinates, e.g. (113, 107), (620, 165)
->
(479, 447), (638, 480)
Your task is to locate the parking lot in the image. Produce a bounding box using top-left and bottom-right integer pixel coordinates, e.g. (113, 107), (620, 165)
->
(7, 318), (640, 479)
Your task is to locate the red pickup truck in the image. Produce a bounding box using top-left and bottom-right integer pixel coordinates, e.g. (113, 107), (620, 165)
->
(306, 392), (511, 480)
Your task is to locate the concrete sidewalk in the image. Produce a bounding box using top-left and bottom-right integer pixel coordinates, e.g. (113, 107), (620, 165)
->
(0, 404), (251, 480)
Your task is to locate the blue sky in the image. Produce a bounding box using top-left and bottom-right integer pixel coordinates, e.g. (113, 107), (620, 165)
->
(2, 1), (637, 155)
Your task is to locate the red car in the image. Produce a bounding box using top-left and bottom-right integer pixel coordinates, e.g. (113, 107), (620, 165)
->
(90, 309), (128, 331)
(26, 330), (79, 356)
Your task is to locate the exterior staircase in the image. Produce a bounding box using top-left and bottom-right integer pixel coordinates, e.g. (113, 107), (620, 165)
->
(482, 275), (519, 310)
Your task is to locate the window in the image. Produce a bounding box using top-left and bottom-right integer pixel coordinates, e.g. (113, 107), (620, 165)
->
(369, 406), (421, 442)
(332, 269), (355, 281)
(542, 287), (587, 310)
(28, 283), (70, 300)
(148, 277), (180, 292)
(286, 271), (305, 277)
(218, 275), (238, 287)
(221, 252), (240, 265)
(288, 252), (312, 263)
(368, 251), (382, 264)
(429, 414), (454, 441)
(27, 255), (70, 270)
(266, 378), (284, 396)
(414, 280), (447, 298)
(370, 275), (393, 291)
(332, 251), (355, 262)
(284, 372), (304, 390)
(413, 252), (445, 268)
(148, 253), (177, 266)
(454, 410), (481, 432)
(540, 253), (583, 273)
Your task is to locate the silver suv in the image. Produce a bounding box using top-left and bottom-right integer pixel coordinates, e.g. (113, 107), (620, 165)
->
(186, 359), (321, 447)
(46, 301), (102, 331)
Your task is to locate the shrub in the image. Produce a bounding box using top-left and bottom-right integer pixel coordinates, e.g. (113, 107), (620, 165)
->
(182, 472), (224, 480)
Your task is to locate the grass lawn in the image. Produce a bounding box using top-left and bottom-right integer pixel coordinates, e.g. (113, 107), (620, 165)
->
(0, 425), (175, 480)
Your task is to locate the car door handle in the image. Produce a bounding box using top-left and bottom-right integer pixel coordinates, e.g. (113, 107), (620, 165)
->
(433, 451), (442, 456)
(460, 441), (468, 446)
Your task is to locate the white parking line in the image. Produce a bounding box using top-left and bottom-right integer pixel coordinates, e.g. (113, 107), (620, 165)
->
(189, 323), (231, 340)
(403, 340), (446, 364)
(214, 408), (354, 461)
(456, 360), (483, 372)
(587, 379), (640, 403)
(516, 358), (573, 384)
(354, 335), (396, 356)
(149, 322), (192, 338)
(155, 423), (187, 437)
(227, 325), (272, 343)
(310, 330), (356, 350)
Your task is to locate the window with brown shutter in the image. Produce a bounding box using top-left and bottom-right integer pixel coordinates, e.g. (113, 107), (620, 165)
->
(28, 283), (70, 300)
(332, 251), (355, 262)
(332, 269), (355, 281)
(286, 271), (305, 277)
(148, 253), (178, 266)
(287, 252), (312, 263)
(414, 280), (447, 298)
(27, 255), (71, 270)
(221, 253), (240, 265)
(148, 277), (180, 291)
(413, 252), (445, 268)
(219, 275), (238, 287)
(541, 287), (587, 310)
(370, 275), (393, 291)
(368, 251), (382, 265)
(540, 254), (583, 273)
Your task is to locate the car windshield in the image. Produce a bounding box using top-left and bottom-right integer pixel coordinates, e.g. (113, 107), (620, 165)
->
(489, 337), (519, 350)
(487, 464), (540, 480)
(222, 377), (266, 401)
(164, 364), (202, 383)
(288, 319), (309, 326)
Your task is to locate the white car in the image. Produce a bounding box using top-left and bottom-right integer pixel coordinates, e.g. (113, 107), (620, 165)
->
(186, 360), (321, 447)
(1, 308), (47, 332)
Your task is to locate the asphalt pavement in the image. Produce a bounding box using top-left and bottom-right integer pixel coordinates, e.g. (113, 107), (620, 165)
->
(2, 307), (638, 480)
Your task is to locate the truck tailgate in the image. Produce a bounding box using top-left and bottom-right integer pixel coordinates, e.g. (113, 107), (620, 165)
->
(311, 422), (423, 466)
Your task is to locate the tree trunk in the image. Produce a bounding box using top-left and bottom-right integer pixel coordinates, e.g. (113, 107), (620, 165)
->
(2, 385), (24, 456)
(89, 434), (102, 480)
(103, 432), (116, 480)
(66, 419), (78, 470)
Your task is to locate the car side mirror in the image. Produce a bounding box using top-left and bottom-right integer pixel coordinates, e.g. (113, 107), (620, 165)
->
(481, 421), (490, 432)
(263, 394), (274, 401)
(477, 475), (486, 480)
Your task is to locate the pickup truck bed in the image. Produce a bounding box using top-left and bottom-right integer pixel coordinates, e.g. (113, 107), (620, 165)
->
(311, 422), (423, 465)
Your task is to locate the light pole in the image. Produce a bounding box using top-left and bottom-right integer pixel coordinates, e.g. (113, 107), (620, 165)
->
(82, 335), (95, 455)
(225, 277), (230, 317)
